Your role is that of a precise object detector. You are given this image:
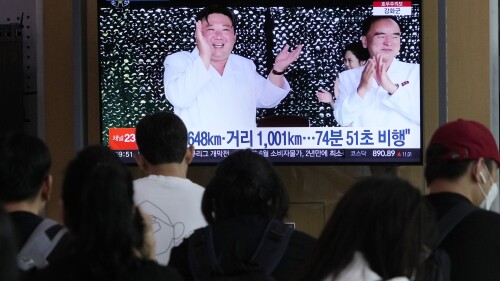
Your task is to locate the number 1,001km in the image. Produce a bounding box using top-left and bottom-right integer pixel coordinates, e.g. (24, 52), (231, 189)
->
(257, 131), (303, 147)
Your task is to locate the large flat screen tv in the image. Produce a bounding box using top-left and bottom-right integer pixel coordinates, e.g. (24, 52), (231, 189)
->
(98, 0), (422, 164)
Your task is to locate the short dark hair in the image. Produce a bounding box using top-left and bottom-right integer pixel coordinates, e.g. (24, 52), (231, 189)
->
(343, 41), (370, 61)
(361, 16), (401, 36)
(301, 176), (434, 281)
(425, 144), (495, 185)
(201, 149), (288, 224)
(196, 6), (237, 33)
(135, 112), (188, 165)
(0, 132), (51, 203)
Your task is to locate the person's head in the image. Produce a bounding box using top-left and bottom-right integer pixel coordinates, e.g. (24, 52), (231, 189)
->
(201, 149), (288, 224)
(361, 16), (401, 63)
(196, 6), (237, 63)
(0, 205), (17, 281)
(0, 132), (52, 210)
(62, 145), (147, 278)
(62, 145), (125, 233)
(342, 41), (370, 70)
(135, 111), (194, 170)
(425, 119), (500, 208)
(302, 176), (433, 281)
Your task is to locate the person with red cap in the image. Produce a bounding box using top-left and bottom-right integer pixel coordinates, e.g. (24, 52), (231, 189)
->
(425, 119), (500, 281)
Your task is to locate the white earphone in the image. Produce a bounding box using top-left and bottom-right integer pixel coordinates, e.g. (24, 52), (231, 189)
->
(480, 171), (487, 183)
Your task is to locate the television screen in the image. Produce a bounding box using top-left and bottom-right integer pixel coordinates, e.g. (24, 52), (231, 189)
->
(98, 0), (422, 164)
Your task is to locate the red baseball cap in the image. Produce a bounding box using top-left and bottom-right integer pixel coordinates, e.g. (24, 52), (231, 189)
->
(427, 119), (500, 164)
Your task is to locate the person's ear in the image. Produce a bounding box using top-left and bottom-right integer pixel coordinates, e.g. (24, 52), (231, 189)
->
(134, 153), (147, 171)
(361, 36), (368, 48)
(41, 174), (53, 201)
(472, 158), (485, 183)
(184, 145), (195, 165)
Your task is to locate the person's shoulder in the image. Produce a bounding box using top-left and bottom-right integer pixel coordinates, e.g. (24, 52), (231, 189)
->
(133, 174), (173, 185)
(133, 176), (163, 197)
(338, 66), (363, 80)
(133, 175), (153, 183)
(468, 208), (500, 222)
(451, 206), (500, 239)
(184, 177), (205, 190)
(47, 226), (73, 262)
(165, 50), (196, 63)
(134, 175), (204, 193)
(168, 176), (205, 194)
(394, 59), (420, 69)
(274, 229), (317, 280)
(167, 50), (194, 57)
(159, 175), (203, 187)
(9, 211), (43, 229)
(133, 176), (153, 188)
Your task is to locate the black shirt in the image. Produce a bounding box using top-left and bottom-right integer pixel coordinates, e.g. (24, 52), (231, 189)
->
(426, 192), (500, 281)
(10, 211), (71, 256)
(169, 216), (316, 281)
(10, 211), (72, 280)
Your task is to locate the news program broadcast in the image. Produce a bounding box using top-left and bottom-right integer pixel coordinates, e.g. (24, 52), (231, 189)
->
(98, 0), (422, 164)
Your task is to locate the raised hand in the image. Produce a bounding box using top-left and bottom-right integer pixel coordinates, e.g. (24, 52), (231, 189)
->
(373, 53), (398, 94)
(195, 20), (211, 68)
(316, 89), (334, 104)
(357, 58), (375, 98)
(273, 44), (303, 71)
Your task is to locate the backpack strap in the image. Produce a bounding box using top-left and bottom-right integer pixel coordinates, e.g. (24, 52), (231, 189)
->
(424, 202), (476, 281)
(17, 218), (68, 271)
(249, 219), (294, 276)
(435, 202), (477, 246)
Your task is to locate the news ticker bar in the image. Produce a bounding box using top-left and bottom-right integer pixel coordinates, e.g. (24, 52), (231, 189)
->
(114, 148), (421, 164)
(109, 127), (420, 151)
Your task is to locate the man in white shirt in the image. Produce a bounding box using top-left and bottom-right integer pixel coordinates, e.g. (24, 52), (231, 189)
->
(164, 6), (303, 131)
(133, 111), (207, 265)
(334, 16), (420, 131)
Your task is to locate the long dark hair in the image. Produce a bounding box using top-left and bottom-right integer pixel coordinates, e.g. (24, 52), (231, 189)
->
(300, 176), (434, 281)
(343, 41), (370, 61)
(62, 146), (146, 280)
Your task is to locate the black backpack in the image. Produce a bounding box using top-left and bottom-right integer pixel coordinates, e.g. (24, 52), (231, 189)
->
(188, 219), (294, 281)
(425, 202), (476, 281)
